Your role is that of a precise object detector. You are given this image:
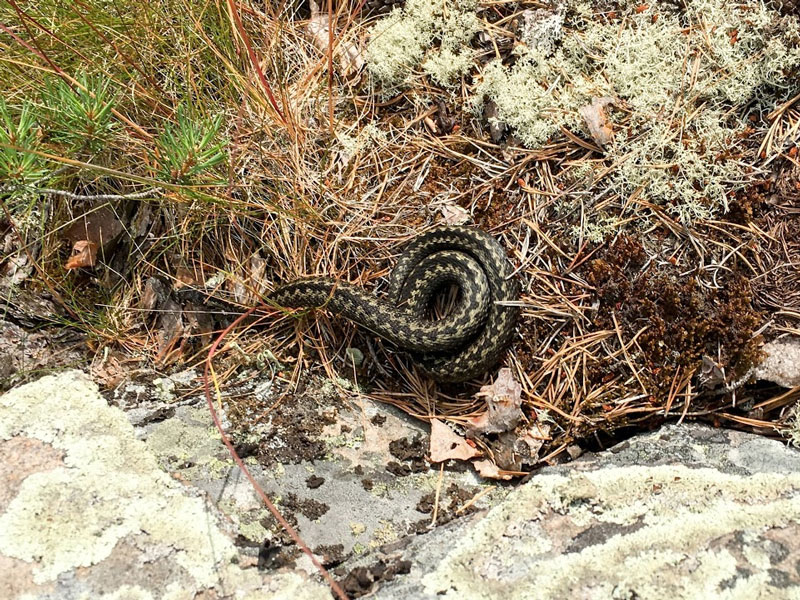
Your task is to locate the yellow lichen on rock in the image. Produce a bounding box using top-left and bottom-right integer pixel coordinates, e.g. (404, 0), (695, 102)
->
(0, 371), (330, 599)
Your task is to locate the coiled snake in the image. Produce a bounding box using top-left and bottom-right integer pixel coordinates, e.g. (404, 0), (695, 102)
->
(270, 226), (519, 382)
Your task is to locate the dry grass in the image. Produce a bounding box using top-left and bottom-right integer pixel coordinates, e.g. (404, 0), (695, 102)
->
(1, 0), (800, 467)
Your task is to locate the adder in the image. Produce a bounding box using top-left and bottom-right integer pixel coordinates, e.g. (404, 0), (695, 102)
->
(270, 226), (519, 382)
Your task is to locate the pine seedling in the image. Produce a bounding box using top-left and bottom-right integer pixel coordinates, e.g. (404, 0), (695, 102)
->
(0, 98), (47, 188)
(42, 73), (117, 153)
(154, 105), (227, 184)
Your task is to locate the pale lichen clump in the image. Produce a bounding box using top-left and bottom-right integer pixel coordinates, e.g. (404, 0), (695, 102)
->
(365, 0), (480, 88)
(365, 0), (800, 224)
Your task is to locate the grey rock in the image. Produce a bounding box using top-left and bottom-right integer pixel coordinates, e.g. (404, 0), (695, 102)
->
(6, 369), (800, 600)
(756, 337), (800, 388)
(349, 423), (800, 599)
(0, 371), (329, 599)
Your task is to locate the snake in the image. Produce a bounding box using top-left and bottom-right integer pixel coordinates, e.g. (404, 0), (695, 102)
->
(270, 226), (519, 382)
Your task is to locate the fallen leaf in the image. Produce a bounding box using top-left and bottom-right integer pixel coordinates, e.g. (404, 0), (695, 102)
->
(429, 419), (480, 463)
(440, 202), (470, 225)
(307, 1), (364, 78)
(65, 240), (99, 269)
(484, 100), (506, 143)
(156, 298), (184, 361)
(699, 354), (726, 389)
(184, 301), (215, 348)
(131, 202), (153, 237)
(174, 267), (199, 289)
(141, 277), (169, 311)
(2, 254), (31, 285)
(90, 353), (127, 389)
(520, 422), (551, 458)
(233, 253), (268, 304)
(468, 368), (524, 435)
(63, 204), (125, 253)
(423, 116), (438, 134)
(579, 96), (616, 147)
(491, 431), (524, 471)
(473, 459), (514, 481)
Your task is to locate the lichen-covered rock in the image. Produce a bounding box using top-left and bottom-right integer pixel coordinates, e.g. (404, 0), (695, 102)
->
(6, 371), (800, 599)
(348, 424), (800, 599)
(0, 370), (329, 600)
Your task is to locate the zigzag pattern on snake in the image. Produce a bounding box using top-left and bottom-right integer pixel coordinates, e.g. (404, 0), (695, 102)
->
(270, 226), (519, 382)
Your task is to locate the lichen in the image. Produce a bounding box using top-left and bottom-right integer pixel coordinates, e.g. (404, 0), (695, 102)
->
(366, 0), (800, 224)
(365, 0), (479, 88)
(368, 519), (400, 548)
(475, 0), (800, 223)
(421, 462), (800, 598)
(0, 372), (329, 598)
(786, 402), (800, 448)
(145, 406), (226, 476)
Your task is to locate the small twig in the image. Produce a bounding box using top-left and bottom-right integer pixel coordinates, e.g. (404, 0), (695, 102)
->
(431, 462), (445, 527)
(1, 184), (161, 201)
(455, 485), (496, 515)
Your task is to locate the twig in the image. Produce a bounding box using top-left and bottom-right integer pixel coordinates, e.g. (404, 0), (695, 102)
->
(2, 184), (161, 201)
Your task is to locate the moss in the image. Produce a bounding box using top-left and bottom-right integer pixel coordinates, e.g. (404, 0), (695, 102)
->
(583, 236), (762, 393)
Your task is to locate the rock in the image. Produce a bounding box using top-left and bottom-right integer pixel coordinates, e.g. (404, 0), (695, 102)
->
(7, 370), (800, 599)
(130, 375), (498, 559)
(755, 337), (800, 388)
(0, 371), (329, 599)
(344, 423), (800, 599)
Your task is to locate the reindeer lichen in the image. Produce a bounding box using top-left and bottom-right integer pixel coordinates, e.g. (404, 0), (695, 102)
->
(366, 0), (800, 224)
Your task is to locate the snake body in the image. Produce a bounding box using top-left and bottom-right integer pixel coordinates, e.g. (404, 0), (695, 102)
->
(270, 226), (519, 382)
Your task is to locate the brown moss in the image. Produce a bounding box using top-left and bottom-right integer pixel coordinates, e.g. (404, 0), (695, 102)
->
(584, 240), (763, 393)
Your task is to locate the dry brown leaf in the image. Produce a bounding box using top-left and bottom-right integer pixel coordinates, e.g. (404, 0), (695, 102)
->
(429, 419), (480, 463)
(520, 422), (551, 459)
(423, 116), (438, 134)
(473, 459), (514, 481)
(90, 354), (127, 389)
(174, 267), (198, 289)
(63, 205), (125, 249)
(579, 96), (616, 147)
(3, 254), (31, 285)
(307, 1), (364, 78)
(155, 298), (184, 361)
(440, 202), (470, 225)
(233, 254), (268, 304)
(468, 368), (524, 435)
(65, 240), (99, 269)
(141, 277), (169, 311)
